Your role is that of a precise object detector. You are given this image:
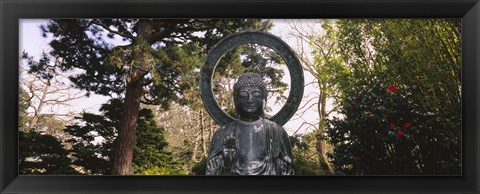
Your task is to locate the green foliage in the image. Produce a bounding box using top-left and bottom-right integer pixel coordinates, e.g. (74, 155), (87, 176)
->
(310, 20), (348, 95)
(133, 107), (187, 175)
(19, 130), (78, 175)
(190, 156), (208, 175)
(331, 19), (461, 115)
(138, 166), (186, 175)
(318, 19), (461, 175)
(18, 88), (30, 132)
(148, 42), (205, 109)
(36, 19), (270, 101)
(19, 87), (76, 175)
(30, 19), (274, 174)
(65, 105), (116, 174)
(292, 157), (324, 176)
(290, 133), (325, 175)
(327, 82), (460, 175)
(65, 99), (183, 175)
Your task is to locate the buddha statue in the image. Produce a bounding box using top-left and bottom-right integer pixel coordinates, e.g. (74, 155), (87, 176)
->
(206, 72), (294, 175)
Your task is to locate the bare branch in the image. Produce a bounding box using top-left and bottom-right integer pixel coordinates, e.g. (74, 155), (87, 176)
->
(293, 121), (319, 136)
(297, 96), (319, 111)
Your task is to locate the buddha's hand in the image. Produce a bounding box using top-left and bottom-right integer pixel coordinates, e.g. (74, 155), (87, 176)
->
(222, 134), (236, 165)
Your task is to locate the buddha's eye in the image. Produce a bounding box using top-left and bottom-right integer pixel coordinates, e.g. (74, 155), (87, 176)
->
(252, 91), (262, 98)
(240, 91), (249, 98)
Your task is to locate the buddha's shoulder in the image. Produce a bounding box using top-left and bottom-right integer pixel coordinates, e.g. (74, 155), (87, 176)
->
(262, 118), (289, 134)
(261, 118), (276, 125)
(212, 122), (235, 136)
(262, 118), (282, 127)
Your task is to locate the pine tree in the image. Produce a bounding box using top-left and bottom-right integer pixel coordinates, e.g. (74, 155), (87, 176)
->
(33, 19), (271, 174)
(65, 99), (183, 175)
(19, 88), (77, 175)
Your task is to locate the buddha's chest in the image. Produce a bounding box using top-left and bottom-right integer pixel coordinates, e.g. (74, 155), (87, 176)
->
(235, 127), (267, 156)
(231, 123), (271, 167)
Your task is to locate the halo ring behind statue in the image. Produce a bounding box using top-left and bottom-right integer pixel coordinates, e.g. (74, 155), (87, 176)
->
(200, 30), (304, 126)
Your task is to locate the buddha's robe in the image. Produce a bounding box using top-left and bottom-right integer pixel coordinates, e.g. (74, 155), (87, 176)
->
(206, 118), (294, 175)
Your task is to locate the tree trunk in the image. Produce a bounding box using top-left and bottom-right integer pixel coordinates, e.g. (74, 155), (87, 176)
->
(316, 138), (333, 174)
(29, 84), (49, 130)
(200, 109), (207, 156)
(192, 131), (201, 163)
(111, 81), (143, 175)
(208, 116), (214, 143)
(111, 21), (153, 175)
(316, 86), (334, 175)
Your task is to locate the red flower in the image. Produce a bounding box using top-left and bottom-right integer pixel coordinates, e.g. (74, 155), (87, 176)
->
(386, 84), (400, 95)
(404, 122), (411, 128)
(397, 130), (405, 137)
(390, 84), (400, 92)
(390, 122), (396, 129)
(388, 84), (396, 90)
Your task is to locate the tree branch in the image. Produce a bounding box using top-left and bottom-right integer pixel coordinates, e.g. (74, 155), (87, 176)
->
(91, 20), (135, 40)
(293, 121), (319, 136)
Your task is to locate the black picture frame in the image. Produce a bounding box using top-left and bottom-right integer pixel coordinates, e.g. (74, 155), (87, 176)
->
(1, 0), (478, 193)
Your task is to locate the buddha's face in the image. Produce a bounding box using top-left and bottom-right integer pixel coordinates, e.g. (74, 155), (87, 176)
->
(234, 86), (265, 120)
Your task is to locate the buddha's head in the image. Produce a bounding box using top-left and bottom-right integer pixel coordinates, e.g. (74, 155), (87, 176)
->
(233, 73), (267, 121)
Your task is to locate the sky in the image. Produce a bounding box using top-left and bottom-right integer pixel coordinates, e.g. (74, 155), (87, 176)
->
(20, 20), (111, 117)
(19, 19), (332, 135)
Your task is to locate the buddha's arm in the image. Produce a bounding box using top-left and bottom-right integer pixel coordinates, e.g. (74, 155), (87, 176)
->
(206, 129), (224, 175)
(206, 140), (236, 175)
(276, 125), (295, 175)
(206, 126), (233, 175)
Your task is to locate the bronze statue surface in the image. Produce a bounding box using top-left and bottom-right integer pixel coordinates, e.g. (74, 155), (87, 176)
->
(199, 31), (304, 175)
(206, 73), (294, 175)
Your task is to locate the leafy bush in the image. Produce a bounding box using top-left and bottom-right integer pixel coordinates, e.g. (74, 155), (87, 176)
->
(19, 130), (78, 175)
(290, 134), (325, 175)
(190, 156), (207, 175)
(327, 82), (460, 175)
(65, 99), (183, 175)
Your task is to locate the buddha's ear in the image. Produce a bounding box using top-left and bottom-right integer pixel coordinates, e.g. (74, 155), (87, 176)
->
(261, 101), (267, 118)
